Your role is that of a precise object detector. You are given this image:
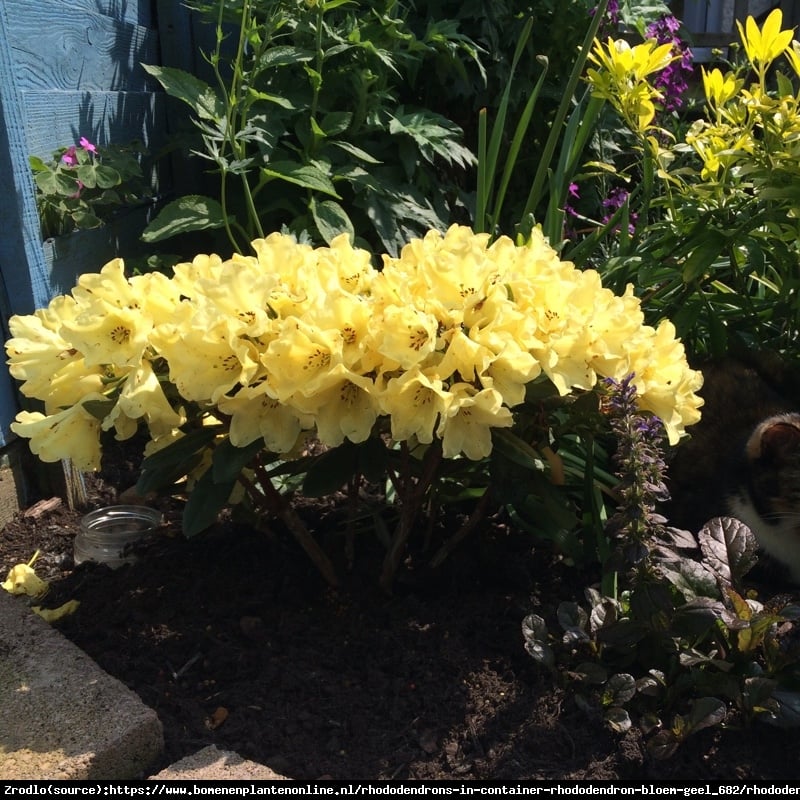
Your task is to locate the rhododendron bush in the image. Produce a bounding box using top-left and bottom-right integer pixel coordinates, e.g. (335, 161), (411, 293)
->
(6, 225), (702, 586)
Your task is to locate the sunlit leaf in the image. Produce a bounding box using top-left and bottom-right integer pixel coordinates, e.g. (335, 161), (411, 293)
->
(522, 614), (555, 670)
(141, 196), (231, 242)
(142, 64), (224, 122)
(605, 706), (632, 732)
(685, 697), (727, 734)
(698, 516), (758, 585)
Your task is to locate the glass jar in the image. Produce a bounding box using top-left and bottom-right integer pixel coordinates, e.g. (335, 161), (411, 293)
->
(74, 505), (163, 568)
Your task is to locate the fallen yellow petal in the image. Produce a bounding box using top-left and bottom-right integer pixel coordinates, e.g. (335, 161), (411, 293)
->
(31, 600), (80, 623)
(1, 563), (49, 597)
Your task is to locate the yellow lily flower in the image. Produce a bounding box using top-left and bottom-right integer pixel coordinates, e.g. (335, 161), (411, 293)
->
(784, 39), (800, 78)
(737, 9), (794, 71)
(588, 37), (676, 84)
(586, 37), (677, 132)
(701, 67), (742, 110)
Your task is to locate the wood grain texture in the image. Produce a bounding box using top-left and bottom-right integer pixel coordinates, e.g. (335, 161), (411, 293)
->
(0, 0), (195, 446)
(6, 0), (159, 93)
(24, 90), (167, 156)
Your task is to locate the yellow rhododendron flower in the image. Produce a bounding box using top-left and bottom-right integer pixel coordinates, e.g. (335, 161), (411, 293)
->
(378, 367), (453, 445)
(43, 358), (107, 413)
(370, 304), (439, 371)
(291, 366), (379, 447)
(114, 360), (186, 434)
(5, 225), (702, 470)
(11, 398), (105, 471)
(150, 319), (259, 403)
(314, 232), (375, 295)
(264, 317), (343, 402)
(171, 252), (225, 297)
(6, 296), (82, 399)
(2, 559), (48, 597)
(32, 600), (80, 623)
(217, 384), (312, 452)
(60, 304), (150, 367)
(437, 384), (513, 460)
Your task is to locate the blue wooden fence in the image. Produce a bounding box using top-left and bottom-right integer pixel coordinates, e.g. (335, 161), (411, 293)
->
(0, 0), (207, 447)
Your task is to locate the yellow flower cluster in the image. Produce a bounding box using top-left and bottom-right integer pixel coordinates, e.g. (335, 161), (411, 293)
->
(687, 9), (800, 185)
(6, 226), (702, 471)
(586, 37), (677, 132)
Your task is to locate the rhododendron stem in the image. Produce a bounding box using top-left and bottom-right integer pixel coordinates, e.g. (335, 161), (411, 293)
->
(251, 462), (340, 587)
(380, 441), (442, 592)
(429, 487), (492, 568)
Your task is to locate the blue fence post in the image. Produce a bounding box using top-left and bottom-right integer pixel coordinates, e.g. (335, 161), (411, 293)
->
(0, 4), (51, 446)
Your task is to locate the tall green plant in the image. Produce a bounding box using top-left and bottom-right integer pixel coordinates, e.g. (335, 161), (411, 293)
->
(577, 7), (800, 362)
(474, 0), (608, 242)
(142, 0), (480, 255)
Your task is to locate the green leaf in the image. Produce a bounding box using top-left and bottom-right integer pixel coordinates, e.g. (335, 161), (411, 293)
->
(141, 195), (231, 242)
(491, 428), (545, 471)
(183, 465), (236, 537)
(682, 231), (727, 283)
(93, 165), (122, 189)
(762, 690), (800, 727)
(137, 427), (219, 494)
(310, 197), (354, 243)
(142, 64), (224, 122)
(212, 438), (265, 484)
(647, 730), (680, 760)
(259, 45), (314, 69)
(303, 442), (359, 497)
(262, 161), (341, 197)
(328, 139), (381, 164)
(54, 172), (81, 196)
(81, 398), (116, 421)
(320, 111), (352, 137)
(685, 697), (727, 734)
(603, 673), (637, 706)
(388, 109), (474, 168)
(356, 436), (388, 484)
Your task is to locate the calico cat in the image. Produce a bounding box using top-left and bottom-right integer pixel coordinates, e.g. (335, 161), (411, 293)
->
(665, 357), (800, 583)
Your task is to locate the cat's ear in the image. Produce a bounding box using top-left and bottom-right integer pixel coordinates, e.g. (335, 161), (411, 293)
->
(752, 416), (800, 463)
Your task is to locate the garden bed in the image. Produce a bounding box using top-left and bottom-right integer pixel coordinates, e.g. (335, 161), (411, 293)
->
(2, 449), (800, 781)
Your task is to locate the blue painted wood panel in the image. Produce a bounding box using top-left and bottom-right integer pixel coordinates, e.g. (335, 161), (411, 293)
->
(0, 0), (196, 446)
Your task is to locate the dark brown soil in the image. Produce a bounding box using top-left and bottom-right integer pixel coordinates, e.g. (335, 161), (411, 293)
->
(2, 449), (800, 781)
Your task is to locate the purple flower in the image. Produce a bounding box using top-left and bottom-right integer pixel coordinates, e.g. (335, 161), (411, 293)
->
(591, 0), (620, 34)
(603, 375), (670, 568)
(602, 187), (637, 234)
(645, 15), (694, 113)
(564, 182), (581, 219)
(79, 137), (97, 154)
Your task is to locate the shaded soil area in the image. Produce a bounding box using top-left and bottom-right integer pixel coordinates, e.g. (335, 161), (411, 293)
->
(2, 452), (800, 780)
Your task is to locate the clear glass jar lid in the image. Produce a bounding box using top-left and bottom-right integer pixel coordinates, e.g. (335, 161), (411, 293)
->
(74, 505), (163, 568)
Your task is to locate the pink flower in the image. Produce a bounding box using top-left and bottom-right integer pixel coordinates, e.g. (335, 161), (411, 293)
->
(79, 137), (97, 154)
(61, 146), (78, 166)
